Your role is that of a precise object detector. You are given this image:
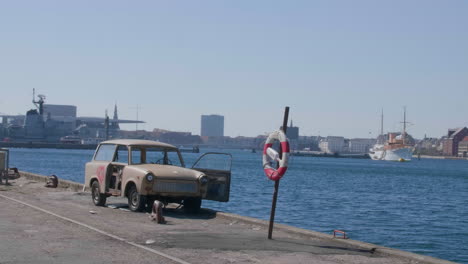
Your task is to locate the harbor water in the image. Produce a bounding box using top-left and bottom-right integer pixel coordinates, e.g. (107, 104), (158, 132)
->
(8, 147), (468, 263)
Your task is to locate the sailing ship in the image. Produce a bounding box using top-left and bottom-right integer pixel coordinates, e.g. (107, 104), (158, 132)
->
(369, 108), (414, 161)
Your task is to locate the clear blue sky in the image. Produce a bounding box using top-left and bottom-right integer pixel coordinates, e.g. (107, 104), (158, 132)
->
(1, 0), (467, 138)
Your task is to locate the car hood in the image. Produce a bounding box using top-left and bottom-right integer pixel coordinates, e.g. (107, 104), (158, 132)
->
(130, 164), (203, 181)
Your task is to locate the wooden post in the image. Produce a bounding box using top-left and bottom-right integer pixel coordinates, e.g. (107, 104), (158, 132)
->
(268, 106), (289, 239)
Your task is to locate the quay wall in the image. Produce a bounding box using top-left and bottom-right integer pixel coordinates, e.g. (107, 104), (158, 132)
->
(0, 142), (97, 150)
(413, 155), (468, 160)
(20, 171), (86, 192)
(18, 170), (456, 264)
(0, 142), (199, 152)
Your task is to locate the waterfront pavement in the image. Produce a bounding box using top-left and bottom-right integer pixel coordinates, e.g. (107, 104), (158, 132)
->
(0, 174), (456, 264)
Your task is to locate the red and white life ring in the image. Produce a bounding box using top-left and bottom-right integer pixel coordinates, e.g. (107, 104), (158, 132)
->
(262, 130), (290, 181)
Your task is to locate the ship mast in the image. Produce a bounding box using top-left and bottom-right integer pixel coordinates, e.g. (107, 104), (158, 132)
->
(402, 107), (407, 145)
(32, 88), (46, 116)
(380, 108), (384, 136)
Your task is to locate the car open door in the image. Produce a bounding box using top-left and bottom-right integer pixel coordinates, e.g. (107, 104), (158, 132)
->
(192, 152), (232, 202)
(85, 162), (112, 193)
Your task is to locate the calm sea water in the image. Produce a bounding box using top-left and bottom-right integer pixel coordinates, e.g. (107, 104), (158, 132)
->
(8, 148), (468, 263)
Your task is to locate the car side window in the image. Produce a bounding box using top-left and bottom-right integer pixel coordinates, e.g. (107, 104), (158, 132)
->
(94, 144), (117, 161)
(131, 148), (143, 164)
(114, 145), (129, 164)
(166, 150), (182, 166)
(146, 149), (164, 164)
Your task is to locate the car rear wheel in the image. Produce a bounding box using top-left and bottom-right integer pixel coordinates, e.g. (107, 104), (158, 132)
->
(127, 185), (146, 212)
(184, 197), (201, 213)
(91, 181), (106, 206)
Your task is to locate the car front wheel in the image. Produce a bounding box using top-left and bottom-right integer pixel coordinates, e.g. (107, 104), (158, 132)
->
(127, 185), (146, 212)
(91, 181), (106, 206)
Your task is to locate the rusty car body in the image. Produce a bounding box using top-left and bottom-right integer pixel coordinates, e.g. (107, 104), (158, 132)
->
(85, 139), (231, 212)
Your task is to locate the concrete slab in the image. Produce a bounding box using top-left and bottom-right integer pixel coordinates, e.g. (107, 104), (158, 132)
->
(0, 174), (456, 264)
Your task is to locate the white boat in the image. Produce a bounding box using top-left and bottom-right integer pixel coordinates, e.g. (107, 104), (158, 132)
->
(369, 108), (414, 162)
(369, 142), (413, 161)
(369, 144), (384, 160)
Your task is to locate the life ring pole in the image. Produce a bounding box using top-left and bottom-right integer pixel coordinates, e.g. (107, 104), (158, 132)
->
(268, 106), (289, 240)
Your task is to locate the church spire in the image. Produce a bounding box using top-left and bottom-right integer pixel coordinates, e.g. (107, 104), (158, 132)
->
(112, 103), (120, 129)
(113, 104), (118, 120)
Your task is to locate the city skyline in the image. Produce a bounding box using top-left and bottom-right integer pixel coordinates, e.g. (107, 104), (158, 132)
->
(0, 98), (457, 140)
(1, 1), (467, 139)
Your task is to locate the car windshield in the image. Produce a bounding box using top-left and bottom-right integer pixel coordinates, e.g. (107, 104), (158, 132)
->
(130, 146), (183, 167)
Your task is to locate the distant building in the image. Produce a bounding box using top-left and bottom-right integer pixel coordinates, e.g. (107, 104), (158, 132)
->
(319, 136), (345, 154)
(416, 137), (444, 156)
(348, 138), (375, 153)
(43, 104), (77, 130)
(43, 104), (77, 119)
(442, 127), (468, 156)
(201, 115), (224, 137)
(458, 136), (468, 157)
(281, 120), (299, 140)
(159, 131), (201, 145)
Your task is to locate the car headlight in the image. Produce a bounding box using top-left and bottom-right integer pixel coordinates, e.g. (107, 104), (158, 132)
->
(199, 175), (208, 185)
(146, 173), (154, 182)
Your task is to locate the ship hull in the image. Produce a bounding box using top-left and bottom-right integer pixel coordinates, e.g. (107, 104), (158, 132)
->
(369, 147), (413, 161)
(369, 150), (383, 160)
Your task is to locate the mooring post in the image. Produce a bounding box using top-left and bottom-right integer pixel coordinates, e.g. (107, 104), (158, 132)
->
(268, 106), (289, 239)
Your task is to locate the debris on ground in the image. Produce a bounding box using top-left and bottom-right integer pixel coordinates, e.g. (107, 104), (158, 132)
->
(45, 175), (58, 188)
(149, 200), (165, 224)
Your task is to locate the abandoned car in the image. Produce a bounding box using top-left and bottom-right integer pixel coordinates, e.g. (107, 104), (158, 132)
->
(85, 139), (231, 212)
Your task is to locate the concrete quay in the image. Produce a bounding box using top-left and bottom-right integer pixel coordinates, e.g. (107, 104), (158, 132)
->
(0, 142), (98, 150)
(0, 172), (457, 264)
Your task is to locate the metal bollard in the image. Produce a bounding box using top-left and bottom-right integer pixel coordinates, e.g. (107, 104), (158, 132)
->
(0, 170), (5, 185)
(0, 149), (9, 185)
(149, 200), (165, 224)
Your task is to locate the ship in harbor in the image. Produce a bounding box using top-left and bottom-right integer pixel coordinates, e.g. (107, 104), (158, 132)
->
(369, 108), (414, 161)
(0, 89), (144, 144)
(369, 134), (414, 161)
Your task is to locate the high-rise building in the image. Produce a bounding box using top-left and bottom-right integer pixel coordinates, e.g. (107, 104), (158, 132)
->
(201, 115), (224, 137)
